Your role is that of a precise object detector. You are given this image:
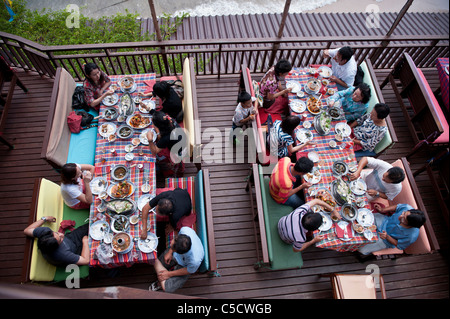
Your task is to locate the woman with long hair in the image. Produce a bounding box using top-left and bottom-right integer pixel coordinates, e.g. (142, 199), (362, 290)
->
(83, 62), (113, 111)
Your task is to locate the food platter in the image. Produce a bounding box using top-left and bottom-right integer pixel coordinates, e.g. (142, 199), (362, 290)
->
(335, 122), (352, 137)
(305, 78), (321, 95)
(111, 164), (129, 181)
(314, 187), (336, 212)
(112, 232), (134, 254)
(307, 96), (322, 114)
(314, 112), (331, 135)
(119, 93), (135, 116)
(118, 76), (135, 91)
(102, 107), (119, 121)
(340, 203), (358, 222)
(111, 215), (130, 233)
(290, 99), (306, 113)
(90, 177), (108, 195)
(304, 167), (321, 184)
(357, 208), (374, 227)
(90, 220), (110, 241)
(296, 128), (313, 144)
(286, 81), (302, 93)
(98, 122), (117, 137)
(105, 198), (136, 215)
(138, 232), (159, 253)
(327, 107), (342, 120)
(332, 161), (349, 176)
(126, 114), (152, 129)
(102, 93), (119, 106)
(318, 212), (333, 232)
(331, 178), (352, 206)
(318, 66), (332, 78)
(349, 179), (367, 195)
(107, 181), (135, 199)
(116, 124), (134, 139)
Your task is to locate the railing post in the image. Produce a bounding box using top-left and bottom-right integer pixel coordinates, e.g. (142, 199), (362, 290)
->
(218, 44), (222, 79)
(268, 0), (291, 67)
(148, 0), (169, 75)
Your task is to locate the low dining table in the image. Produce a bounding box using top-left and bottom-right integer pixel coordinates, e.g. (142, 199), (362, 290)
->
(285, 66), (378, 252)
(436, 57), (449, 112)
(88, 73), (159, 268)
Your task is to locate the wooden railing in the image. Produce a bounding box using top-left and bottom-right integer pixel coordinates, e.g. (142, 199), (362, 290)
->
(1, 31), (448, 80)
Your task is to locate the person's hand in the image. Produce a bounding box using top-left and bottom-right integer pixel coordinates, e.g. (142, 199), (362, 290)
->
(248, 114), (255, 121)
(349, 171), (360, 181)
(302, 182), (312, 190)
(313, 234), (324, 243)
(378, 231), (388, 240)
(328, 99), (335, 107)
(146, 130), (154, 143)
(329, 75), (338, 83)
(373, 203), (384, 213)
(330, 209), (342, 221)
(157, 269), (171, 282)
(82, 171), (92, 182)
(140, 230), (148, 240)
(367, 189), (378, 197)
(82, 235), (88, 243)
(164, 250), (173, 265)
(44, 216), (56, 223)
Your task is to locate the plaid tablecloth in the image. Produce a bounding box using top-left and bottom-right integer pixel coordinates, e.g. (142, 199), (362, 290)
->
(286, 67), (378, 252)
(89, 73), (159, 268)
(436, 58), (449, 112)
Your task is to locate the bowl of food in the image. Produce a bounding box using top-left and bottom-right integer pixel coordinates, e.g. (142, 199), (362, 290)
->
(340, 203), (358, 222)
(332, 161), (348, 176)
(112, 232), (133, 254)
(328, 107), (342, 120)
(111, 165), (129, 181)
(314, 112), (331, 135)
(117, 124), (134, 139)
(111, 215), (130, 233)
(353, 223), (364, 234)
(119, 76), (135, 91)
(331, 178), (352, 206)
(305, 78), (321, 95)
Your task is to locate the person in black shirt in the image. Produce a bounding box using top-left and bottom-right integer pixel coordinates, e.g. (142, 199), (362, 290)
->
(140, 188), (192, 240)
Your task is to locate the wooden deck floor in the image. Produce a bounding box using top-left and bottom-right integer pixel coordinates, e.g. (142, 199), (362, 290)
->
(0, 68), (448, 299)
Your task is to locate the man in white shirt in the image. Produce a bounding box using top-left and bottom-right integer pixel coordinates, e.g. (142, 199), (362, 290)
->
(323, 46), (357, 91)
(349, 157), (405, 202)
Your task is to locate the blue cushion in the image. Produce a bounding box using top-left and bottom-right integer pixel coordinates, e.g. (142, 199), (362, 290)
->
(67, 110), (98, 165)
(195, 170), (210, 273)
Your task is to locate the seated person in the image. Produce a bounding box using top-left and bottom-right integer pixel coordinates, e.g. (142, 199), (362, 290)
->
(83, 62), (113, 111)
(268, 115), (315, 158)
(231, 91), (256, 145)
(269, 156), (314, 209)
(142, 81), (183, 123)
(328, 83), (371, 122)
(349, 157), (405, 202)
(278, 199), (341, 252)
(259, 59), (293, 114)
(140, 188), (192, 240)
(150, 226), (204, 293)
(147, 111), (187, 178)
(350, 103), (390, 154)
(357, 203), (426, 256)
(60, 163), (95, 210)
(23, 216), (89, 266)
(323, 46), (357, 91)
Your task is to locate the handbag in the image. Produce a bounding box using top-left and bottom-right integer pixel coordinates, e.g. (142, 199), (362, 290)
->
(67, 111), (95, 133)
(72, 86), (89, 112)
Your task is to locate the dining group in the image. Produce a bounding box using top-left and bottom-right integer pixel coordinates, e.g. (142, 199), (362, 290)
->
(23, 46), (426, 293)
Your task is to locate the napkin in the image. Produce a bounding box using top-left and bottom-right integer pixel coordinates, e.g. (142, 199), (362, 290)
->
(335, 221), (353, 239)
(143, 80), (155, 94)
(59, 220), (76, 233)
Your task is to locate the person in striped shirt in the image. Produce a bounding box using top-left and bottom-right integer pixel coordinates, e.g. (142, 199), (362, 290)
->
(278, 199), (340, 252)
(269, 156), (314, 208)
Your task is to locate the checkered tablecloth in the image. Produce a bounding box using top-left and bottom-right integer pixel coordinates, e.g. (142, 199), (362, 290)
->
(286, 67), (378, 252)
(436, 58), (449, 112)
(89, 73), (159, 268)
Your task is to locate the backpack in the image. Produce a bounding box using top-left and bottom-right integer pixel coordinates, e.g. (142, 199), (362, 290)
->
(72, 86), (89, 112)
(166, 79), (184, 100)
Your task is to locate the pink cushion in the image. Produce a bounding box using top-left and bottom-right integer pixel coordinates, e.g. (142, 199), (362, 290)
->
(416, 68), (449, 144)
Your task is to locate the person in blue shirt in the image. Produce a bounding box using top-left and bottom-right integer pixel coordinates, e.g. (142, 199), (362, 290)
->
(328, 83), (371, 122)
(357, 203), (426, 258)
(150, 226), (204, 293)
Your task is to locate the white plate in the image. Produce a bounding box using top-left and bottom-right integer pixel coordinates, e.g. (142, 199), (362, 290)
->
(107, 182), (135, 199)
(335, 122), (351, 137)
(296, 128), (313, 144)
(308, 151), (319, 163)
(90, 177), (108, 195)
(357, 208), (374, 227)
(98, 123), (117, 138)
(318, 66), (333, 78)
(89, 220), (110, 241)
(139, 99), (155, 113)
(102, 94), (119, 106)
(350, 179), (367, 195)
(286, 81), (302, 93)
(290, 100), (306, 113)
(137, 194), (155, 211)
(138, 232), (158, 253)
(304, 167), (321, 184)
(318, 212), (332, 232)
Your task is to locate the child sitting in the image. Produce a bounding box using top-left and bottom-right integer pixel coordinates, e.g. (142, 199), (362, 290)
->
(231, 91), (256, 144)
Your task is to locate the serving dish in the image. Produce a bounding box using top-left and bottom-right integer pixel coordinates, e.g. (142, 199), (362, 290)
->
(314, 112), (331, 135)
(105, 198), (136, 215)
(111, 164), (129, 181)
(107, 181), (135, 199)
(340, 203), (358, 222)
(112, 232), (133, 254)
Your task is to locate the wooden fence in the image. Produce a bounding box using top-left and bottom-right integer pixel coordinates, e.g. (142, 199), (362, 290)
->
(1, 31), (448, 80)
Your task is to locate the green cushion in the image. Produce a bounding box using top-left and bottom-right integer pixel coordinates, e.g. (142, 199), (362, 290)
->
(195, 170), (210, 273)
(53, 205), (90, 282)
(258, 165), (303, 270)
(360, 61), (393, 154)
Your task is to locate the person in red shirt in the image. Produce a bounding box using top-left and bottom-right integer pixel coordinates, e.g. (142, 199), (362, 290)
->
(83, 62), (113, 111)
